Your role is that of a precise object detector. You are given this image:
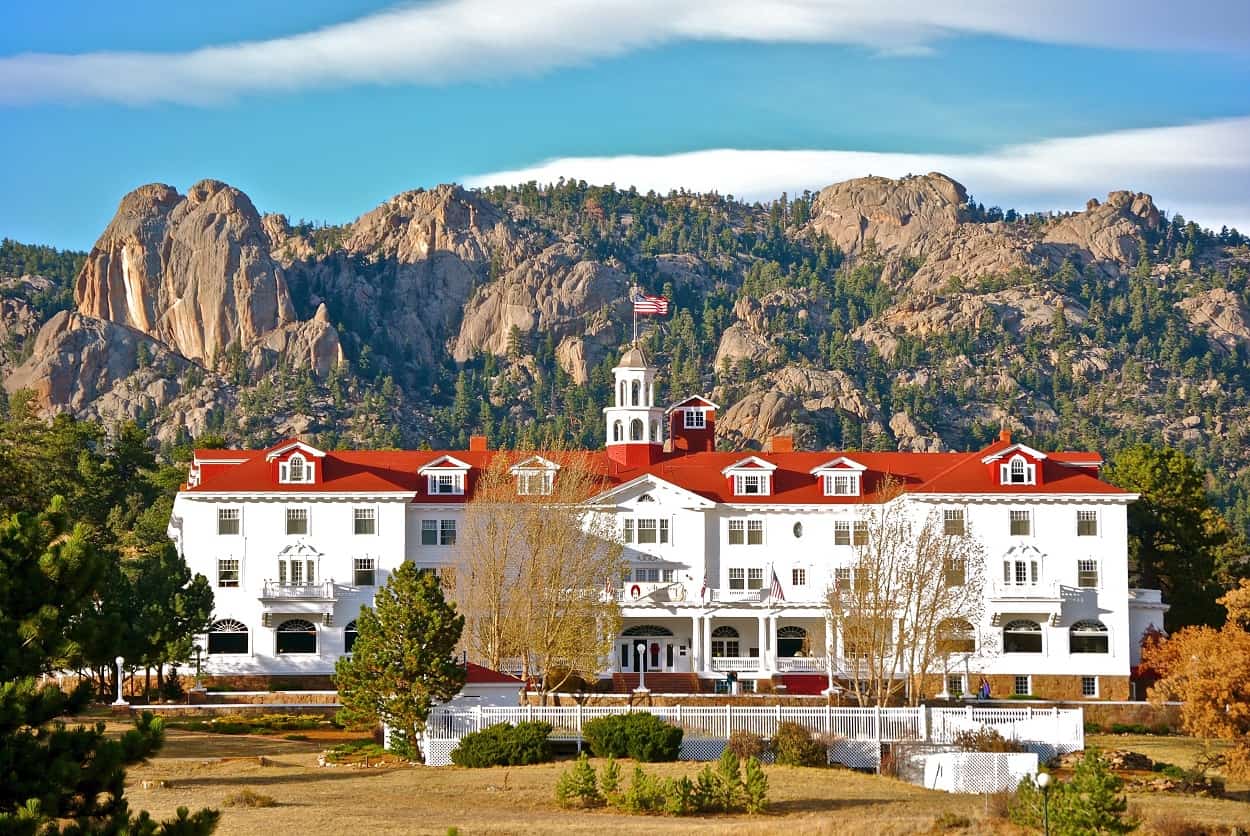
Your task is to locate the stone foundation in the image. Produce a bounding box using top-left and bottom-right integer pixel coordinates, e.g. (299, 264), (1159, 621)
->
(191, 674), (336, 692)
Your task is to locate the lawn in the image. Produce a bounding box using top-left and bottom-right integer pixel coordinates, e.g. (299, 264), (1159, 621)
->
(117, 725), (1250, 835)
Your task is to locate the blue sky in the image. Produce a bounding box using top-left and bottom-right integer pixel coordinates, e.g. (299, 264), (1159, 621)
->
(3, 1), (1250, 249)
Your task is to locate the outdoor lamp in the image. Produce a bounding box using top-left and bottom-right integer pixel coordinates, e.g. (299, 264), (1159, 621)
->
(1036, 771), (1052, 836)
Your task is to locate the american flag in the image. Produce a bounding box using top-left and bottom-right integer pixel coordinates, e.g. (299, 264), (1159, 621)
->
(767, 566), (785, 603)
(631, 288), (670, 316)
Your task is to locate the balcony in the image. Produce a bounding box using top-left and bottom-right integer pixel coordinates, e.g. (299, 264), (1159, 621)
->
(709, 588), (763, 604)
(989, 579), (1061, 602)
(775, 656), (829, 673)
(261, 580), (338, 601)
(710, 656), (760, 672)
(618, 582), (691, 604)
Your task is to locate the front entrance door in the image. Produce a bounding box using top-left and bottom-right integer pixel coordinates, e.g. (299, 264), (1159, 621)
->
(619, 640), (679, 672)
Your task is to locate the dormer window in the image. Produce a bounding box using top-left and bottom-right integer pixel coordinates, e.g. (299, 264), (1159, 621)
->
(279, 453), (315, 484)
(429, 472), (464, 495)
(1000, 455), (1036, 486)
(516, 471), (553, 496)
(810, 457), (867, 497)
(684, 410), (706, 429)
(419, 455), (472, 496)
(822, 473), (861, 496)
(722, 456), (777, 497)
(733, 474), (769, 496)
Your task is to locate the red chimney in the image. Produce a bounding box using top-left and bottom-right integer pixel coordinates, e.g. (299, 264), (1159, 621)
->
(769, 435), (794, 453)
(998, 427), (1012, 444)
(469, 435), (488, 451)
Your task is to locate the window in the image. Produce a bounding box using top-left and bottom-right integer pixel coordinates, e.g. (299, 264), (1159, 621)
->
(217, 507), (241, 535)
(729, 568), (745, 590)
(354, 507), (376, 535)
(1003, 557), (1040, 586)
(631, 380), (641, 406)
(1009, 509), (1031, 536)
(344, 620), (358, 655)
(353, 558), (376, 587)
(623, 519), (635, 543)
(440, 519), (457, 546)
(834, 567), (852, 592)
(1081, 676), (1098, 697)
(943, 557), (966, 587)
(684, 410), (706, 429)
(634, 519), (669, 545)
(937, 619), (976, 654)
(733, 474), (769, 496)
(747, 568), (764, 590)
(1077, 559), (1099, 589)
(286, 507), (308, 536)
(1003, 620), (1043, 654)
(279, 454), (315, 484)
(635, 567), (659, 583)
(792, 568), (807, 587)
(517, 471), (553, 495)
(852, 521), (869, 546)
(217, 559), (240, 588)
(630, 418), (644, 441)
(275, 619), (316, 654)
(421, 519), (438, 546)
(747, 520), (763, 545)
(206, 619), (248, 654)
(1000, 455), (1036, 485)
(823, 473), (859, 496)
(277, 556), (315, 587)
(1069, 620), (1109, 654)
(1077, 509), (1098, 536)
(728, 519), (744, 545)
(1014, 675), (1031, 696)
(429, 472), (465, 495)
(711, 626), (739, 658)
(946, 675), (964, 697)
(943, 509), (965, 536)
(612, 420), (623, 442)
(834, 521), (850, 546)
(792, 521), (803, 539)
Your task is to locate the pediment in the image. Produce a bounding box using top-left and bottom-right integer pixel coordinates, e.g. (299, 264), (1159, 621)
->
(587, 473), (715, 509)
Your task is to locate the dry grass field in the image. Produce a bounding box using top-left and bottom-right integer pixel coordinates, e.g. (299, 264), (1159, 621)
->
(116, 724), (1250, 836)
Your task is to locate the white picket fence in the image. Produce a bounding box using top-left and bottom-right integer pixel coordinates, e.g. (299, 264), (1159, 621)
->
(420, 704), (1083, 768)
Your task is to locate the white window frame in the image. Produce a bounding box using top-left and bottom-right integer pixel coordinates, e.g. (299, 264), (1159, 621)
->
(217, 507), (241, 536)
(852, 520), (869, 546)
(1000, 455), (1036, 486)
(279, 453), (315, 484)
(353, 507), (376, 535)
(428, 471), (465, 495)
(1081, 676), (1099, 698)
(1009, 509), (1031, 537)
(733, 473), (770, 496)
(1077, 509), (1098, 537)
(834, 520), (851, 546)
(439, 519), (457, 546)
(728, 567), (745, 590)
(834, 567), (852, 592)
(217, 558), (240, 588)
(1014, 675), (1032, 696)
(516, 470), (554, 496)
(1077, 559), (1099, 589)
(421, 519), (438, 546)
(943, 508), (965, 536)
(746, 567), (764, 590)
(286, 507), (309, 536)
(353, 557), (376, 587)
(791, 567), (807, 587)
(728, 519), (746, 545)
(683, 410), (706, 429)
(822, 472), (860, 496)
(747, 519), (764, 545)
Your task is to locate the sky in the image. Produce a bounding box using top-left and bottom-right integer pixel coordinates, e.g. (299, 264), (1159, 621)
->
(2, 1), (1250, 250)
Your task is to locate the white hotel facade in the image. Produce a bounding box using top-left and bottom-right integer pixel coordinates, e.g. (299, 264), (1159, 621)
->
(169, 347), (1168, 699)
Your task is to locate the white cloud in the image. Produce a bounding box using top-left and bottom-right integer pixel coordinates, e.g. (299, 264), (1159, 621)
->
(462, 117), (1250, 233)
(0, 0), (1246, 105)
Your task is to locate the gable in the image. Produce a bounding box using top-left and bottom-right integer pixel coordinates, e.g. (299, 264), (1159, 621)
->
(586, 473), (715, 510)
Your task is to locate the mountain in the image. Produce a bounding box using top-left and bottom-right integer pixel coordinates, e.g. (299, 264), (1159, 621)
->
(4, 172), (1250, 528)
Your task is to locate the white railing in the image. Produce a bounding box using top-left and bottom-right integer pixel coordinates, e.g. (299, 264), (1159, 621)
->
(260, 581), (337, 600)
(709, 656), (760, 672)
(423, 704), (1084, 766)
(989, 580), (1060, 601)
(775, 656), (828, 672)
(709, 588), (763, 603)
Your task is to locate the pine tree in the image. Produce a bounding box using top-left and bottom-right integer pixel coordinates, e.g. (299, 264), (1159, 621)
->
(334, 564), (466, 758)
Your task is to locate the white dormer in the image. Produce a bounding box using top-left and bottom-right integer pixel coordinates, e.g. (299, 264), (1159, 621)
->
(722, 456), (777, 497)
(418, 455), (471, 495)
(510, 455), (560, 496)
(982, 443), (1047, 487)
(810, 456), (867, 496)
(266, 440), (326, 485)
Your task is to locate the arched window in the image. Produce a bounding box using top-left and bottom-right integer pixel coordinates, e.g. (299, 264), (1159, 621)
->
(650, 420), (660, 442)
(1069, 620), (1109, 654)
(275, 619), (317, 654)
(711, 626), (739, 658)
(207, 619), (249, 655)
(630, 419), (644, 441)
(1003, 619), (1043, 654)
(622, 624), (674, 637)
(619, 381), (626, 405)
(288, 454), (305, 482)
(631, 380), (641, 406)
(612, 420), (624, 442)
(344, 620), (359, 655)
(1001, 454), (1036, 485)
(777, 625), (808, 657)
(937, 618), (976, 654)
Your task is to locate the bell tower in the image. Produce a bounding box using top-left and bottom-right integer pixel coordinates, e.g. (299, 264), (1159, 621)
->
(604, 345), (664, 467)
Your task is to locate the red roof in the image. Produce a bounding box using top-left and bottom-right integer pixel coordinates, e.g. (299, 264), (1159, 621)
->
(465, 662), (523, 685)
(184, 437), (1127, 501)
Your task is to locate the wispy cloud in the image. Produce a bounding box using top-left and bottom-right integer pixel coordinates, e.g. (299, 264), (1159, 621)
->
(463, 117), (1250, 233)
(1, 0), (1246, 105)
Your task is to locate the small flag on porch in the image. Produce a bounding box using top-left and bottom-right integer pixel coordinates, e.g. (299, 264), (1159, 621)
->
(631, 288), (670, 316)
(767, 566), (785, 602)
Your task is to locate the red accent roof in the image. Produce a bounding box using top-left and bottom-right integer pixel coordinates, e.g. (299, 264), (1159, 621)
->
(465, 662), (523, 685)
(185, 437), (1127, 501)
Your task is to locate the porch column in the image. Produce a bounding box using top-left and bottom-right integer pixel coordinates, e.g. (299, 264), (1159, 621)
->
(769, 614), (779, 670)
(690, 615), (702, 673)
(824, 614), (835, 661)
(757, 614), (769, 672)
(702, 614), (713, 674)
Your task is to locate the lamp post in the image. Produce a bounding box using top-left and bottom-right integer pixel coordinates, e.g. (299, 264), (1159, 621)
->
(1036, 771), (1052, 836)
(192, 643), (205, 692)
(111, 656), (127, 706)
(633, 642), (649, 694)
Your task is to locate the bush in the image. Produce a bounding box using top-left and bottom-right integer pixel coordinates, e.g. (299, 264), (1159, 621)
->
(582, 713), (682, 762)
(952, 728), (1026, 753)
(727, 730), (767, 761)
(223, 789), (277, 808)
(933, 812), (972, 830)
(771, 722), (826, 767)
(1111, 723), (1151, 735)
(711, 748), (744, 811)
(1085, 721), (1105, 734)
(555, 753), (602, 808)
(599, 756), (621, 800)
(743, 756), (769, 814)
(1011, 750), (1137, 835)
(619, 765), (668, 814)
(449, 721), (553, 767)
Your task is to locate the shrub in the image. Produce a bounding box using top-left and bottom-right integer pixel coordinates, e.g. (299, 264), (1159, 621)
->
(619, 765), (667, 814)
(582, 713), (682, 762)
(1011, 750), (1137, 835)
(1085, 721), (1105, 734)
(223, 789), (277, 808)
(555, 753), (602, 808)
(662, 776), (697, 816)
(771, 722), (826, 767)
(727, 730), (767, 761)
(711, 748), (744, 811)
(599, 756), (621, 799)
(743, 756), (769, 813)
(449, 721), (553, 767)
(952, 728), (1026, 753)
(933, 812), (972, 830)
(1111, 723), (1151, 735)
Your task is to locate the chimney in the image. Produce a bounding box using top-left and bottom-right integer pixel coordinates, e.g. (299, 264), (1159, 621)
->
(768, 435), (794, 453)
(469, 435), (488, 452)
(998, 427), (1012, 444)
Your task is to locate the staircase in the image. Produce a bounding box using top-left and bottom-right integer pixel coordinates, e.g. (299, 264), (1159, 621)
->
(610, 672), (701, 694)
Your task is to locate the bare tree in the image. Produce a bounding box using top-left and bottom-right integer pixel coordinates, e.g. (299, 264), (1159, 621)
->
(453, 451), (625, 699)
(826, 479), (985, 706)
